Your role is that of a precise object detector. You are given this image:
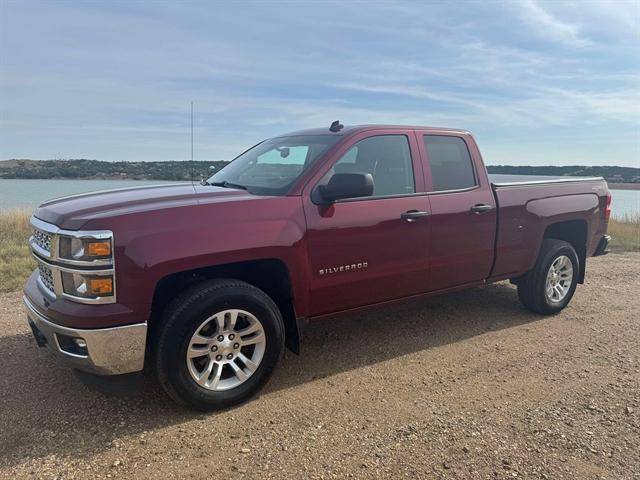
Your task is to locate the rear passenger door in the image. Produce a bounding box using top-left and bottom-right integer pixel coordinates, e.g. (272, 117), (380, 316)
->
(418, 133), (497, 291)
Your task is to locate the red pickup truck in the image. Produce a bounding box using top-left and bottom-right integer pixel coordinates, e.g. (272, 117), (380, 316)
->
(24, 123), (611, 410)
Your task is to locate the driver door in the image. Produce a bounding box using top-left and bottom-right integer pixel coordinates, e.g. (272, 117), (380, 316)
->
(302, 130), (431, 316)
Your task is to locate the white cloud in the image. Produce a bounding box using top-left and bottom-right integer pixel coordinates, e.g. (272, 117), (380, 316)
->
(0, 0), (638, 166)
(515, 0), (592, 47)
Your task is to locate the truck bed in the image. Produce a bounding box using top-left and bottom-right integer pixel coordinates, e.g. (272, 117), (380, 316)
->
(490, 174), (604, 187)
(489, 173), (609, 282)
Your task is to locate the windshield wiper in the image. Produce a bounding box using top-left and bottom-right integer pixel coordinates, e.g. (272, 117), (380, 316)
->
(208, 180), (248, 191)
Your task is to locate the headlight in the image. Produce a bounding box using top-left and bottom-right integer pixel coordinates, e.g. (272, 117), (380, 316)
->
(59, 236), (112, 263)
(30, 217), (117, 304)
(61, 271), (115, 299)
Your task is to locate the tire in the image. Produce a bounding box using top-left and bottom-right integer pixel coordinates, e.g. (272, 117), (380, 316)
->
(155, 279), (285, 411)
(517, 239), (579, 315)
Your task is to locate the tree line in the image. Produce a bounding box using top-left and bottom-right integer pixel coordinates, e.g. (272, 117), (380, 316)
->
(1, 159), (638, 183)
(0, 159), (229, 181)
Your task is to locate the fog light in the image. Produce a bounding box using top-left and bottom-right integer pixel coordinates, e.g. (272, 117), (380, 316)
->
(56, 334), (88, 356)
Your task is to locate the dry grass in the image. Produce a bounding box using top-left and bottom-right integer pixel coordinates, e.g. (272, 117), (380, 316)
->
(0, 209), (638, 293)
(0, 208), (34, 292)
(609, 214), (640, 253)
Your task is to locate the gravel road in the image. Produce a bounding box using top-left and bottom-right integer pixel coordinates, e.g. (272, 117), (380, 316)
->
(1, 253), (638, 479)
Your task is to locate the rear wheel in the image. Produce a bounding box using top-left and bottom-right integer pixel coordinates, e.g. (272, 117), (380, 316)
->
(156, 279), (285, 411)
(517, 239), (579, 315)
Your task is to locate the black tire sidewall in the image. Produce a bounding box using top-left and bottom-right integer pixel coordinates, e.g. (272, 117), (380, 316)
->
(157, 281), (284, 410)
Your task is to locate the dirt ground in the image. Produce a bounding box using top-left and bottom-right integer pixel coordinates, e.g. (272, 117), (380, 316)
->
(0, 253), (638, 479)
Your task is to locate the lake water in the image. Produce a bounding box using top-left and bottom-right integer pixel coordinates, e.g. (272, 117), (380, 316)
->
(0, 179), (181, 211)
(0, 178), (638, 218)
(609, 188), (640, 218)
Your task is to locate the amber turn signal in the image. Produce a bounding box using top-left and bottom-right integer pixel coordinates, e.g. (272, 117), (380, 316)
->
(89, 278), (113, 295)
(86, 241), (111, 257)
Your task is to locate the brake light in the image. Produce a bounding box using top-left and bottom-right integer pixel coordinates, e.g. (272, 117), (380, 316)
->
(605, 192), (612, 223)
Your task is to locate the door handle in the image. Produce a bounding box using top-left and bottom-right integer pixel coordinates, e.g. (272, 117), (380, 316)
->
(470, 204), (493, 214)
(401, 210), (430, 222)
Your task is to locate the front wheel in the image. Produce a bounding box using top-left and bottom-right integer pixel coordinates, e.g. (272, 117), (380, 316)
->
(156, 279), (285, 411)
(517, 239), (579, 315)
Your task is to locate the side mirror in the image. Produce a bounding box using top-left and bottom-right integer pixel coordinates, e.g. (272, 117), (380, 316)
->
(317, 172), (374, 203)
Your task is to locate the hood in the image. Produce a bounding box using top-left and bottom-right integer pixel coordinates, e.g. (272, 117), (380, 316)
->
(34, 183), (254, 230)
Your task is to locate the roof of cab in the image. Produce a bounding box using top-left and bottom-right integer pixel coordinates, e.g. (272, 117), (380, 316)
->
(279, 124), (469, 137)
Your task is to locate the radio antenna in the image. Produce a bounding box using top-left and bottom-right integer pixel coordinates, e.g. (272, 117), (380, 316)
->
(190, 101), (194, 185)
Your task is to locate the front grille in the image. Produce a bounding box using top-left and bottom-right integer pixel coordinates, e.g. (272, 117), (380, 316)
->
(32, 228), (52, 255)
(37, 261), (55, 294)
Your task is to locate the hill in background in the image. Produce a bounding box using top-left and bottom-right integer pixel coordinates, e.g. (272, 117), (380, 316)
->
(488, 165), (639, 184)
(0, 159), (638, 184)
(0, 159), (227, 181)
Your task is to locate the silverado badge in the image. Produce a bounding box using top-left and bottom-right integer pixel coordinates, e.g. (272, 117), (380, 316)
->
(319, 262), (368, 276)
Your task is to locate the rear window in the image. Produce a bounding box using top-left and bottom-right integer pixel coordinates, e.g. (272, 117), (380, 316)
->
(423, 136), (477, 192)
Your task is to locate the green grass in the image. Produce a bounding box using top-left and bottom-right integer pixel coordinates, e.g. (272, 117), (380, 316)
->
(0, 209), (638, 293)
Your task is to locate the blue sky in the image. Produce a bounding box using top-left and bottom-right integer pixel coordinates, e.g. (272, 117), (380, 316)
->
(0, 0), (638, 166)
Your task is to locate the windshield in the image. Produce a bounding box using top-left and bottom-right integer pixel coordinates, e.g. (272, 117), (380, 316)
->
(206, 135), (340, 195)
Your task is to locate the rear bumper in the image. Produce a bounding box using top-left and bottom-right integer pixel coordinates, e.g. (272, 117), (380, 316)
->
(23, 295), (147, 375)
(593, 234), (611, 257)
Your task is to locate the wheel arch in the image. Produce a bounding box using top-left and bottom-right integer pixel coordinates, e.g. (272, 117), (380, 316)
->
(148, 258), (300, 356)
(543, 219), (588, 283)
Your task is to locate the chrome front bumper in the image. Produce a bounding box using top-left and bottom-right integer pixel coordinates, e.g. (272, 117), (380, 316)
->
(23, 296), (147, 375)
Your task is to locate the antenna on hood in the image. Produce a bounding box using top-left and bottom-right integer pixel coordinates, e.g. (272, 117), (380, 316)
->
(190, 101), (195, 186)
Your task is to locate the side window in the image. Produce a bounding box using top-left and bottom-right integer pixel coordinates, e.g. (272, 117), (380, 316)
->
(423, 136), (477, 192)
(332, 135), (415, 197)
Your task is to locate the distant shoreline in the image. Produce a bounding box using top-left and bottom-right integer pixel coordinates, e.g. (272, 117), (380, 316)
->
(1, 159), (639, 187)
(1, 178), (639, 189)
(0, 176), (187, 182)
(608, 183), (640, 191)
